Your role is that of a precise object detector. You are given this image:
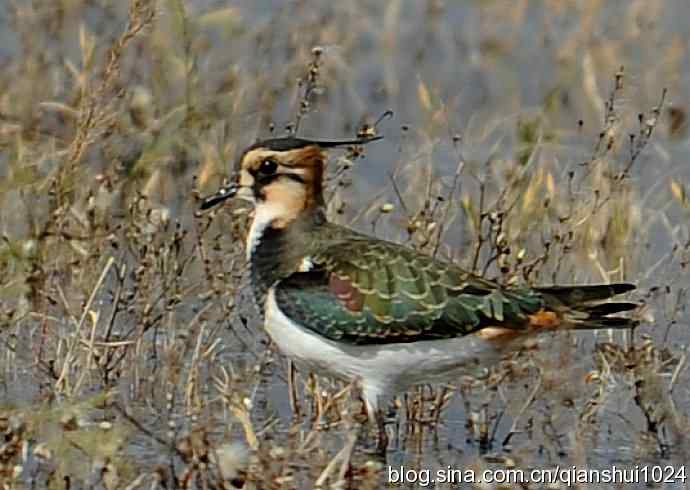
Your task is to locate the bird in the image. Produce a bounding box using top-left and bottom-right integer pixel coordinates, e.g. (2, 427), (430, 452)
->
(199, 134), (638, 453)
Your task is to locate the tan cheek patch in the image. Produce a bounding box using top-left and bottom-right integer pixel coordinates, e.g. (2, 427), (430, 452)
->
(262, 180), (307, 227)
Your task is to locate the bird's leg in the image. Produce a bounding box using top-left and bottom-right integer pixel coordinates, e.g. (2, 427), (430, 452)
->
(357, 384), (389, 454)
(375, 409), (389, 454)
(287, 360), (301, 418)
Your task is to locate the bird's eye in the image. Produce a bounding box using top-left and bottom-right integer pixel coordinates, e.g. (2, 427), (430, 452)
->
(259, 159), (278, 175)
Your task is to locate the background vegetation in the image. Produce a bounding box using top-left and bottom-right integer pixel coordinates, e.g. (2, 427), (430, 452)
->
(0, 0), (688, 488)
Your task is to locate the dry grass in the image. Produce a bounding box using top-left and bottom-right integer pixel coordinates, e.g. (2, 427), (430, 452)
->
(1, 1), (689, 488)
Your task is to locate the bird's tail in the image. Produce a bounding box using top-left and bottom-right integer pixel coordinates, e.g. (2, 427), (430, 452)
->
(536, 283), (638, 330)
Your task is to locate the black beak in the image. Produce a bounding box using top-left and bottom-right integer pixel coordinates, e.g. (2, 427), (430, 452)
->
(199, 182), (238, 210)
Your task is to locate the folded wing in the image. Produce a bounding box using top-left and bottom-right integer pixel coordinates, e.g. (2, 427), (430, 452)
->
(274, 235), (556, 345)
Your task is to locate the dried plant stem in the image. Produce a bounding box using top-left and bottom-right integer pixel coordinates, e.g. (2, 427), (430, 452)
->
(314, 429), (358, 487)
(55, 256), (115, 395)
(502, 374), (542, 447)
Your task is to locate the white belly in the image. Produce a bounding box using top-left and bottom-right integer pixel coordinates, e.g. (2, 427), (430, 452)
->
(264, 289), (509, 413)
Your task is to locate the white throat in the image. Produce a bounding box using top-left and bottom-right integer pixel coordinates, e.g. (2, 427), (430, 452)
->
(246, 201), (314, 273)
(246, 201), (291, 261)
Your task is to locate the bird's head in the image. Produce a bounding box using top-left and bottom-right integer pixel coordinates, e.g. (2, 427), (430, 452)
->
(200, 135), (382, 223)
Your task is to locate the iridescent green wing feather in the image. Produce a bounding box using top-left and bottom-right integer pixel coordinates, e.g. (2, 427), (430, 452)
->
(273, 230), (546, 345)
